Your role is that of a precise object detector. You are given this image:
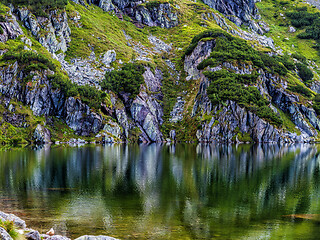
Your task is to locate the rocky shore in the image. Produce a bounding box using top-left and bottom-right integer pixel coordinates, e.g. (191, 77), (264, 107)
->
(0, 211), (119, 240)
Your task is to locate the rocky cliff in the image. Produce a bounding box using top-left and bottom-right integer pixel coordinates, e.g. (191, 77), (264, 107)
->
(0, 0), (320, 145)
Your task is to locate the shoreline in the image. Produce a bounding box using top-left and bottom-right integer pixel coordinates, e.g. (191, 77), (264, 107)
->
(0, 211), (119, 240)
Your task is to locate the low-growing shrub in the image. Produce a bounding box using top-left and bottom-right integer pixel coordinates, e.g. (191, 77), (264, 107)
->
(296, 63), (314, 82)
(101, 63), (145, 99)
(49, 74), (107, 110)
(288, 84), (313, 98)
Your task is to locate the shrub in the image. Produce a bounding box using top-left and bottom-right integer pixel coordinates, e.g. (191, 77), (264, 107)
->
(3, 0), (67, 15)
(49, 74), (107, 110)
(101, 63), (145, 99)
(3, 50), (56, 71)
(288, 84), (313, 98)
(313, 94), (320, 115)
(296, 63), (314, 82)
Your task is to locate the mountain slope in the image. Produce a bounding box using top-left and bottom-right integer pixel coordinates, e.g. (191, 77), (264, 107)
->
(1, 0), (320, 145)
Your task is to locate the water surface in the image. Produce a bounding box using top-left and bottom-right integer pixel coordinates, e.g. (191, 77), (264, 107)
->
(1, 144), (320, 239)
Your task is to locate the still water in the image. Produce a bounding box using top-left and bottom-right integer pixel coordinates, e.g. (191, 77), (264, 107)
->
(1, 144), (320, 239)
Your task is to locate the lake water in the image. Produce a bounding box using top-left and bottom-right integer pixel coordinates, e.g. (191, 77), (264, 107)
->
(1, 144), (320, 239)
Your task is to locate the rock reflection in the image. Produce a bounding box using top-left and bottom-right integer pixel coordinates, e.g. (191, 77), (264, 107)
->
(0, 144), (320, 239)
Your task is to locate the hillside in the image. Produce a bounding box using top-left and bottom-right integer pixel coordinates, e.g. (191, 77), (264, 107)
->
(1, 0), (320, 145)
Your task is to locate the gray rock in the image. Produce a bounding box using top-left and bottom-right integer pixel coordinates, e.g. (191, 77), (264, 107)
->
(0, 10), (23, 43)
(203, 0), (259, 26)
(288, 26), (296, 33)
(103, 120), (122, 139)
(15, 7), (71, 53)
(65, 97), (103, 136)
(25, 231), (41, 240)
(148, 35), (172, 53)
(0, 227), (13, 240)
(33, 124), (52, 144)
(0, 211), (26, 229)
(101, 50), (116, 67)
(75, 235), (119, 240)
(45, 236), (70, 240)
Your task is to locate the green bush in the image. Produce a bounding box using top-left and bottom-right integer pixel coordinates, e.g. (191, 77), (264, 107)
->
(0, 15), (6, 22)
(288, 84), (313, 98)
(3, 0), (67, 16)
(313, 94), (320, 115)
(49, 74), (107, 110)
(3, 50), (56, 71)
(296, 63), (314, 82)
(101, 63), (145, 99)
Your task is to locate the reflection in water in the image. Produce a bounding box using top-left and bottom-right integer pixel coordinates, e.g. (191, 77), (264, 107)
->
(1, 144), (320, 239)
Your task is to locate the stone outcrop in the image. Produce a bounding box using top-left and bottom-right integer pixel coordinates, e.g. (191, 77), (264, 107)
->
(14, 7), (71, 53)
(0, 62), (104, 137)
(72, 0), (178, 28)
(65, 97), (103, 136)
(0, 9), (23, 43)
(130, 67), (164, 142)
(33, 124), (52, 144)
(203, 0), (264, 34)
(0, 211), (26, 229)
(185, 39), (319, 143)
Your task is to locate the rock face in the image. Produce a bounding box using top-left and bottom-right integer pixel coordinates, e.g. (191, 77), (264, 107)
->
(73, 0), (178, 28)
(130, 67), (164, 142)
(185, 40), (319, 143)
(65, 97), (103, 136)
(33, 124), (52, 144)
(0, 10), (23, 42)
(14, 7), (71, 53)
(132, 3), (178, 28)
(0, 62), (104, 137)
(203, 0), (260, 29)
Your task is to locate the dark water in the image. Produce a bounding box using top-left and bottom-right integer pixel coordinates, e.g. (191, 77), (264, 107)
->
(1, 144), (320, 239)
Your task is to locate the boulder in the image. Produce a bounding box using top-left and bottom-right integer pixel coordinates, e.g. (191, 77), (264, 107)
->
(25, 231), (41, 240)
(75, 236), (119, 240)
(0, 211), (26, 229)
(0, 227), (13, 240)
(101, 50), (116, 67)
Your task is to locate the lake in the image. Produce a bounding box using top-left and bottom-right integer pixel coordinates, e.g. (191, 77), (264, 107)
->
(1, 144), (320, 239)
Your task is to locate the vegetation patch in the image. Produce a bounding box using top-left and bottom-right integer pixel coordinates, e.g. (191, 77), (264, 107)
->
(3, 0), (67, 16)
(101, 63), (145, 99)
(204, 70), (283, 126)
